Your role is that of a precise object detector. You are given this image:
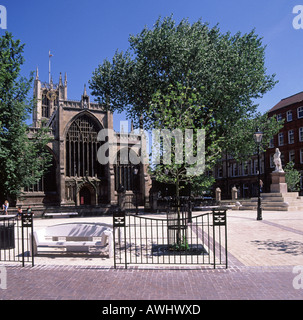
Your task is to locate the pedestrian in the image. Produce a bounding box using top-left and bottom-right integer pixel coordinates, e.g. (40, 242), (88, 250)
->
(2, 200), (9, 215)
(26, 206), (32, 215)
(17, 206), (22, 219)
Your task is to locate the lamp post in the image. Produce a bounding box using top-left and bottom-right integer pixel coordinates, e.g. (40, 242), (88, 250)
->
(133, 167), (139, 215)
(254, 128), (263, 221)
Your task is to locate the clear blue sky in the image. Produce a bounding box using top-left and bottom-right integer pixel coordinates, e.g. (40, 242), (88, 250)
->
(1, 0), (303, 130)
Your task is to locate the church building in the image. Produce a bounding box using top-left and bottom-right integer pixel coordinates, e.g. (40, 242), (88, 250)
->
(18, 69), (151, 214)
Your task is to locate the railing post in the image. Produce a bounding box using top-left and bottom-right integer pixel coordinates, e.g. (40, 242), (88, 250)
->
(213, 213), (216, 269)
(21, 211), (34, 267)
(212, 208), (227, 269)
(21, 215), (25, 267)
(113, 210), (127, 269)
(225, 214), (228, 269)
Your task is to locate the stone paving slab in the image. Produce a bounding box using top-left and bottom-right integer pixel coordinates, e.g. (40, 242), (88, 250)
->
(24, 210), (303, 268)
(227, 210), (303, 267)
(0, 210), (302, 300)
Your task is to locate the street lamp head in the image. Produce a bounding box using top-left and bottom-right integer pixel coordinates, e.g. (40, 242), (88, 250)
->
(254, 128), (263, 144)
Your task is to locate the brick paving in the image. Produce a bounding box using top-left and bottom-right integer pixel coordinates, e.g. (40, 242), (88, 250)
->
(0, 264), (302, 300)
(0, 210), (303, 300)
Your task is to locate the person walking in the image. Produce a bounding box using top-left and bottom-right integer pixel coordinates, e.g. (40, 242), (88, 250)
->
(17, 206), (22, 219)
(26, 206), (32, 215)
(2, 200), (9, 215)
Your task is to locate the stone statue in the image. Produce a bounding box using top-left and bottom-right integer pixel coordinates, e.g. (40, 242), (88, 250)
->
(273, 148), (284, 172)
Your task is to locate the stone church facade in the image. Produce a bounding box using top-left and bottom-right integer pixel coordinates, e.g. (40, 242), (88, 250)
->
(18, 70), (151, 213)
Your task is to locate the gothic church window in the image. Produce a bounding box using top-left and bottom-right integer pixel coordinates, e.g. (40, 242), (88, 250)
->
(24, 153), (56, 193)
(114, 148), (139, 191)
(42, 91), (50, 118)
(66, 115), (103, 177)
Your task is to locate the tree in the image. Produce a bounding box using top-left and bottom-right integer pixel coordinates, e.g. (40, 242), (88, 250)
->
(90, 16), (277, 130)
(90, 16), (279, 161)
(223, 113), (283, 162)
(284, 162), (301, 192)
(0, 32), (52, 203)
(149, 84), (211, 200)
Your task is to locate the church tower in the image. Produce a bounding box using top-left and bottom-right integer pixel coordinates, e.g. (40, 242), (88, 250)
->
(33, 68), (68, 127)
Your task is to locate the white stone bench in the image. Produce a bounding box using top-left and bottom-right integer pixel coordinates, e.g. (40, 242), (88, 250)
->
(43, 212), (79, 218)
(32, 223), (113, 257)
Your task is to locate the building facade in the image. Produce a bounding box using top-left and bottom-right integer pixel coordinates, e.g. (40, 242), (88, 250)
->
(18, 70), (151, 212)
(214, 90), (303, 199)
(213, 153), (265, 200)
(265, 91), (303, 194)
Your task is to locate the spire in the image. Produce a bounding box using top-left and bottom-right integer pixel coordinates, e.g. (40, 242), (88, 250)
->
(59, 72), (63, 86)
(83, 84), (87, 96)
(48, 50), (53, 84)
(35, 66), (39, 80)
(82, 84), (89, 109)
(64, 72), (67, 86)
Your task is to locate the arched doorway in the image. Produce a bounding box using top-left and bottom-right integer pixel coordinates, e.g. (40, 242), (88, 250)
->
(79, 186), (92, 205)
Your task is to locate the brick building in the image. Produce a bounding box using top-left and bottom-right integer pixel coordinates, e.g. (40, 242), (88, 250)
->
(214, 90), (303, 199)
(213, 153), (265, 200)
(265, 91), (303, 195)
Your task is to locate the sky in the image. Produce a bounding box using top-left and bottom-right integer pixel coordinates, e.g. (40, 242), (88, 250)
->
(1, 0), (303, 131)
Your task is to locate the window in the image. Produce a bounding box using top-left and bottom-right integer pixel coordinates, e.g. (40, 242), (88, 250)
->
(289, 150), (295, 163)
(66, 115), (103, 178)
(217, 167), (223, 178)
(269, 138), (274, 148)
(278, 132), (284, 146)
(42, 92), (50, 118)
(287, 110), (293, 122)
(299, 128), (303, 142)
(253, 159), (258, 175)
(261, 159), (264, 174)
(243, 161), (248, 175)
(298, 107), (303, 119)
(231, 163), (238, 177)
(277, 114), (282, 121)
(288, 130), (294, 144)
(114, 149), (139, 191)
(24, 154), (56, 193)
(300, 149), (303, 164)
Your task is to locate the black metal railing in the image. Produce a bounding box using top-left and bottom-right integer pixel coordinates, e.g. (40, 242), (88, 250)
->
(113, 208), (227, 269)
(0, 213), (34, 267)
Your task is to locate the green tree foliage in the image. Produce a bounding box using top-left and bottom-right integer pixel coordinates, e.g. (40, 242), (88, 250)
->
(224, 113), (283, 162)
(0, 32), (52, 202)
(149, 84), (215, 197)
(284, 162), (301, 192)
(90, 16), (280, 192)
(90, 16), (277, 129)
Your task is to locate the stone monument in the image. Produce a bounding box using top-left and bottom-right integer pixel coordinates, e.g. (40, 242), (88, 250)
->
(231, 186), (238, 200)
(270, 148), (287, 193)
(215, 187), (221, 203)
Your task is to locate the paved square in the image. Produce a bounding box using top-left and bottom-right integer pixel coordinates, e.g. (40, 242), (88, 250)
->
(0, 210), (303, 300)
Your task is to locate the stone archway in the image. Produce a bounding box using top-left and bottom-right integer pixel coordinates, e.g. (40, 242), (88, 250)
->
(79, 186), (91, 205)
(77, 183), (97, 206)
